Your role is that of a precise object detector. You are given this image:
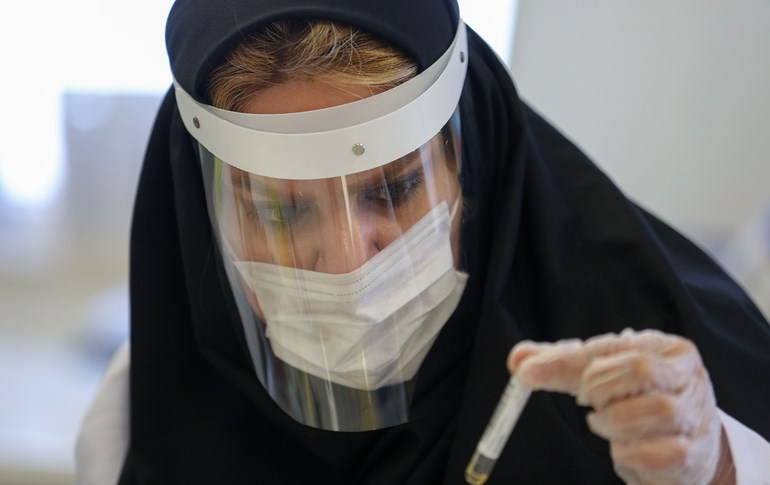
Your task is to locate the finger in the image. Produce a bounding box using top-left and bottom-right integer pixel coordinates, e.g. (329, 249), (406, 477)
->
(508, 339), (584, 374)
(610, 436), (690, 471)
(609, 433), (719, 484)
(514, 340), (588, 394)
(586, 393), (696, 441)
(507, 340), (546, 374)
(577, 348), (699, 408)
(584, 328), (693, 360)
(610, 428), (720, 484)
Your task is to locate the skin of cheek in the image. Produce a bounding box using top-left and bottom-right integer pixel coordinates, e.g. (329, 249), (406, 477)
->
(450, 196), (462, 268)
(219, 232), (273, 327)
(429, 152), (463, 269)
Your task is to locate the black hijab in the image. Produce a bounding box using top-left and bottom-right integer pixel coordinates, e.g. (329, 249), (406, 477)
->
(122, 0), (770, 483)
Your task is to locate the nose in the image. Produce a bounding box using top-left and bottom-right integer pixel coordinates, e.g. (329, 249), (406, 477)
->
(312, 208), (396, 274)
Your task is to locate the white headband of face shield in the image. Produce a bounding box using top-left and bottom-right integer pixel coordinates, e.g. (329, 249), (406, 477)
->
(173, 22), (468, 180)
(230, 199), (468, 390)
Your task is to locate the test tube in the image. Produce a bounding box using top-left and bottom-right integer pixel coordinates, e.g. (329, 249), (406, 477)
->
(465, 376), (532, 485)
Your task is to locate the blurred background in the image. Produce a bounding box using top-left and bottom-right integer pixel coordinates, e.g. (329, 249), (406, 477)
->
(0, 1), (767, 483)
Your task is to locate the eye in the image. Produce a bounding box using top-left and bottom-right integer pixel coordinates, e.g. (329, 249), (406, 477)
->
(247, 201), (311, 230)
(365, 170), (424, 208)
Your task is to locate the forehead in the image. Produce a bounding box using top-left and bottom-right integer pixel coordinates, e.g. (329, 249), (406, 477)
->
(244, 80), (381, 115)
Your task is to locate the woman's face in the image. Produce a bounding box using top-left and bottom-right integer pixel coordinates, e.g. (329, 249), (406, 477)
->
(218, 80), (463, 274)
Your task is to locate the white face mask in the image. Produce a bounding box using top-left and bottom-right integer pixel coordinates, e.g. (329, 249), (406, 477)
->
(231, 200), (468, 391)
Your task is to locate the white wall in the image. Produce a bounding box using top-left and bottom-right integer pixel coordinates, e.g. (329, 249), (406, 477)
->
(0, 1), (174, 482)
(459, 0), (519, 63)
(509, 0), (770, 244)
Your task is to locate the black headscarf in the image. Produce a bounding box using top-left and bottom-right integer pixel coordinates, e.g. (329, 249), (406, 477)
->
(122, 0), (770, 483)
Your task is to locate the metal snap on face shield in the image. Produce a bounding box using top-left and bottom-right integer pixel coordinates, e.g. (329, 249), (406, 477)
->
(176, 23), (468, 431)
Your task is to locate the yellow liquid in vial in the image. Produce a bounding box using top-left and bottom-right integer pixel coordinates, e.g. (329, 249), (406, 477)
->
(464, 450), (496, 485)
(464, 377), (532, 484)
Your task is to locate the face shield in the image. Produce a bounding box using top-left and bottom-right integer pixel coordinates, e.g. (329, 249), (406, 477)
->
(174, 22), (468, 431)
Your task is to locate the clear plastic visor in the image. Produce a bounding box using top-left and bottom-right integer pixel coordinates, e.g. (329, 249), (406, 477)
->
(201, 116), (466, 431)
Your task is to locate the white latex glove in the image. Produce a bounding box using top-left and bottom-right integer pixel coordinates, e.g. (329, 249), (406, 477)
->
(508, 329), (733, 485)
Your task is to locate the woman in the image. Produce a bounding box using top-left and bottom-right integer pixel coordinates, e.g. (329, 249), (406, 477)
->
(76, 0), (770, 483)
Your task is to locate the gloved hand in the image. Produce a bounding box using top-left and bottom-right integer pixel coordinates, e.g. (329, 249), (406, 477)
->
(508, 329), (734, 485)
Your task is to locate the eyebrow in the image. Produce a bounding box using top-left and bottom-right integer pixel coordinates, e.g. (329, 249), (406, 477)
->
(344, 150), (423, 193)
(230, 169), (266, 191)
(381, 150), (423, 180)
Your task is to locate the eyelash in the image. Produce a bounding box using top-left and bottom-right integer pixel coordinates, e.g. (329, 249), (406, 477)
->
(247, 202), (309, 230)
(243, 170), (425, 230)
(364, 170), (424, 208)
